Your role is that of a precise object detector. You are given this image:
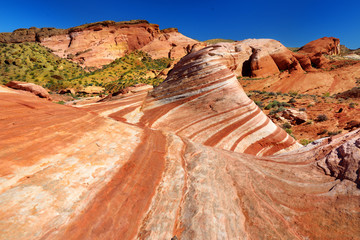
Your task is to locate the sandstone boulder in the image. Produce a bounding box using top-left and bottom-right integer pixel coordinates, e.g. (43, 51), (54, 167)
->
(336, 87), (360, 99)
(298, 37), (340, 55)
(97, 84), (153, 102)
(79, 86), (104, 94)
(279, 108), (308, 125)
(294, 53), (313, 71)
(345, 120), (360, 130)
(224, 39), (305, 77)
(317, 134), (360, 184)
(58, 88), (75, 95)
(250, 48), (279, 77)
(309, 52), (330, 68)
(5, 81), (51, 100)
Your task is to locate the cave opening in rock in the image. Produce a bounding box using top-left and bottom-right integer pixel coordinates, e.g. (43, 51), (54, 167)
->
(242, 58), (252, 77)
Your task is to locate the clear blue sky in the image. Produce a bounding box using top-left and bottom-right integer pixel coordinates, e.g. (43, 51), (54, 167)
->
(1, 0), (359, 49)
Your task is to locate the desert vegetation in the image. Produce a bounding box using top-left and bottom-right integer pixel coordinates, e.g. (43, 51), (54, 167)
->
(245, 88), (360, 144)
(76, 50), (172, 93)
(0, 43), (172, 93)
(0, 42), (85, 89)
(204, 39), (235, 44)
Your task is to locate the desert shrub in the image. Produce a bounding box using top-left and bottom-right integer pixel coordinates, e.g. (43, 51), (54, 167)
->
(317, 129), (328, 135)
(269, 107), (286, 115)
(349, 102), (356, 108)
(265, 100), (290, 110)
(254, 100), (264, 109)
(269, 109), (278, 115)
(282, 122), (292, 129)
(288, 98), (296, 103)
(265, 100), (280, 110)
(278, 106), (287, 112)
(316, 114), (328, 122)
(289, 91), (298, 97)
(285, 128), (292, 134)
(327, 130), (342, 136)
(299, 108), (306, 111)
(300, 139), (312, 146)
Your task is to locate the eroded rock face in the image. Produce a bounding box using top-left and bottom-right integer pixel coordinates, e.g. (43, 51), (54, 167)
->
(220, 39), (305, 78)
(299, 37), (341, 55)
(0, 27), (66, 43)
(0, 21), (203, 68)
(0, 89), (359, 240)
(317, 133), (360, 184)
(5, 81), (51, 100)
(250, 47), (279, 77)
(280, 108), (308, 125)
(224, 37), (341, 79)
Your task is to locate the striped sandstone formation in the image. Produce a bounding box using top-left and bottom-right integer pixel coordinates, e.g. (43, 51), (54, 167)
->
(0, 87), (359, 239)
(84, 43), (301, 156)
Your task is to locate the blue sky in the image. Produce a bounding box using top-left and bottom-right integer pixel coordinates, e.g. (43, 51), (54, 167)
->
(1, 0), (359, 49)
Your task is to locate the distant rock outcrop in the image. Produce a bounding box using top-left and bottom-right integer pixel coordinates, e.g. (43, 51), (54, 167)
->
(221, 39), (305, 78)
(0, 20), (204, 68)
(298, 37), (341, 55)
(5, 81), (51, 100)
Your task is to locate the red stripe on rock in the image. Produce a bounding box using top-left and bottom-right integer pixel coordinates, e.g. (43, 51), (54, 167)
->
(49, 128), (167, 240)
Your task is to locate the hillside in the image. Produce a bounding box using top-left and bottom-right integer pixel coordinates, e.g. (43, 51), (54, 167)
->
(0, 42), (172, 93)
(0, 42), (85, 89)
(0, 20), (203, 68)
(73, 50), (172, 93)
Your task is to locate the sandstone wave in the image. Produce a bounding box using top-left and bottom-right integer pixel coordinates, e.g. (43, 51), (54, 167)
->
(0, 41), (359, 239)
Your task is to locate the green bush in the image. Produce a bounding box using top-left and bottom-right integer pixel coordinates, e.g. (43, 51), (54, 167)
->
(349, 102), (356, 108)
(316, 114), (328, 122)
(289, 91), (298, 97)
(327, 130), (342, 136)
(300, 139), (312, 146)
(254, 100), (264, 109)
(282, 122), (292, 129)
(288, 98), (296, 104)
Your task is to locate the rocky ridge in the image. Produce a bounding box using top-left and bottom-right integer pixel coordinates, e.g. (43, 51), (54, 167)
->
(5, 80), (52, 100)
(0, 20), (204, 68)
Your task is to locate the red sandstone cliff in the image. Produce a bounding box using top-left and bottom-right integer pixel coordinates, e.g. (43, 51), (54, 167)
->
(0, 20), (205, 68)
